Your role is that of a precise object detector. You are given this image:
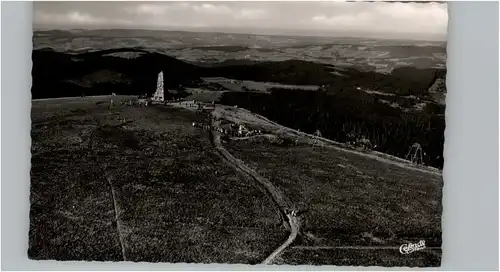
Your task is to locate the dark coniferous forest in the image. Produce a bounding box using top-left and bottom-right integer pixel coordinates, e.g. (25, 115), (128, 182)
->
(220, 88), (445, 168)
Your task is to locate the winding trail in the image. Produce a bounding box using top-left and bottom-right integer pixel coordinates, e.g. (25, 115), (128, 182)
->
(263, 214), (298, 265)
(208, 115), (299, 265)
(176, 102), (441, 264)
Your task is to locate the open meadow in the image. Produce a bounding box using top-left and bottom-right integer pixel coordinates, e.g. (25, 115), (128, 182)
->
(224, 135), (443, 266)
(29, 96), (287, 263)
(30, 96), (443, 266)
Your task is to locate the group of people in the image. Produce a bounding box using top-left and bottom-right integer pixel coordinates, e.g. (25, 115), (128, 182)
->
(190, 121), (232, 137)
(192, 121), (264, 138)
(345, 133), (374, 150)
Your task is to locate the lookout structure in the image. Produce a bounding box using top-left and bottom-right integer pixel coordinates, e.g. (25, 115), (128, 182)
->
(312, 129), (323, 148)
(152, 71), (165, 102)
(405, 143), (424, 165)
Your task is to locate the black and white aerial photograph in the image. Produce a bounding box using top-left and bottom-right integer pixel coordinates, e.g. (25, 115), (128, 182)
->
(29, 1), (447, 267)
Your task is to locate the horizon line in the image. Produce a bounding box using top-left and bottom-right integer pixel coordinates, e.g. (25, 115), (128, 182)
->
(32, 25), (447, 44)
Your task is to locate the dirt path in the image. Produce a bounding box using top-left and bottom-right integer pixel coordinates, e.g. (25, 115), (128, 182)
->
(174, 102), (441, 263)
(208, 115), (299, 265)
(293, 246), (442, 250)
(210, 122), (290, 213)
(100, 163), (128, 261)
(88, 130), (128, 261)
(263, 214), (299, 265)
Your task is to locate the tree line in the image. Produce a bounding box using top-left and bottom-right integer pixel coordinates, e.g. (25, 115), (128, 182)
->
(220, 88), (445, 169)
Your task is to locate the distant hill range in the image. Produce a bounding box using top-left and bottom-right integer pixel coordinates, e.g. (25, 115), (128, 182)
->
(31, 48), (446, 99)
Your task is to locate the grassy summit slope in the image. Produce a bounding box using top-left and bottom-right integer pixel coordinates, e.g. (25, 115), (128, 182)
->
(224, 138), (442, 266)
(29, 97), (287, 263)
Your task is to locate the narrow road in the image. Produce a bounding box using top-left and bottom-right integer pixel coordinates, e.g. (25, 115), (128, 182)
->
(208, 115), (299, 265)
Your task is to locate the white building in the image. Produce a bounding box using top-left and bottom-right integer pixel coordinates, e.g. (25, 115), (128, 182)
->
(152, 71), (165, 102)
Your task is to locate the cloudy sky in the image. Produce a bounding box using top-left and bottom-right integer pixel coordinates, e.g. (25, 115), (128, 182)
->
(34, 1), (448, 40)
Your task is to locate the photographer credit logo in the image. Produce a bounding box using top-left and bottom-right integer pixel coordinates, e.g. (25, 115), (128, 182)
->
(399, 240), (426, 254)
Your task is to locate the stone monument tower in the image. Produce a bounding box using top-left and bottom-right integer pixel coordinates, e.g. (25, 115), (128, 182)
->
(152, 71), (165, 102)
